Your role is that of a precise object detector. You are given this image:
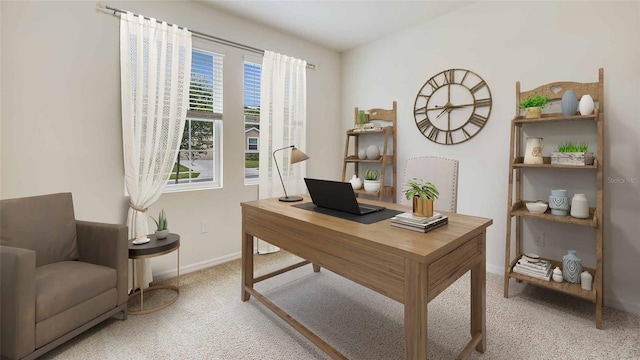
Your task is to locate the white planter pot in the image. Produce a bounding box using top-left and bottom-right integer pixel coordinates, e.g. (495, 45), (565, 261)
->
(579, 94), (594, 115)
(363, 180), (380, 193)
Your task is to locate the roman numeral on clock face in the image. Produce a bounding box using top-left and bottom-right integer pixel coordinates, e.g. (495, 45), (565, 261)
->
(417, 118), (432, 133)
(475, 98), (491, 107)
(427, 127), (440, 142)
(470, 80), (487, 94)
(443, 69), (455, 85)
(469, 113), (488, 127)
(414, 106), (427, 115)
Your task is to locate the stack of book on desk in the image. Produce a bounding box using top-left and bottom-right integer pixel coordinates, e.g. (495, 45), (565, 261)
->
(513, 254), (552, 281)
(390, 212), (448, 233)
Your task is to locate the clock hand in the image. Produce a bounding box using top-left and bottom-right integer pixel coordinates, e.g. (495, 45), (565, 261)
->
(448, 102), (475, 109)
(435, 108), (448, 120)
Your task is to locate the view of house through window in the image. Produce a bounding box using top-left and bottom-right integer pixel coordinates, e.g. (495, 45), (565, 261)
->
(166, 48), (223, 191)
(244, 60), (261, 182)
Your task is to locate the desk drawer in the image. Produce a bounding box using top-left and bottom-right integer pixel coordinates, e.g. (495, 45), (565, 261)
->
(427, 235), (482, 300)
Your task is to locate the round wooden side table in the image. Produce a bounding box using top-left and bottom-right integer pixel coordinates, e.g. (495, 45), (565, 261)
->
(128, 233), (180, 315)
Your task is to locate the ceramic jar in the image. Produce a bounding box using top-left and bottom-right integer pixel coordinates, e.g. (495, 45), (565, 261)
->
(552, 267), (563, 282)
(357, 149), (367, 160)
(562, 250), (582, 284)
(579, 94), (595, 115)
(349, 174), (362, 190)
(561, 90), (579, 116)
(581, 271), (593, 290)
(570, 194), (590, 219)
(524, 137), (544, 164)
(549, 189), (570, 216)
(366, 145), (381, 160)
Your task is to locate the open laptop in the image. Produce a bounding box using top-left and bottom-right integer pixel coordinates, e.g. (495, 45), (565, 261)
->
(304, 178), (386, 215)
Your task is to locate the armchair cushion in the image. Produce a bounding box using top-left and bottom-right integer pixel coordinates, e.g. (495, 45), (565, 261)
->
(35, 261), (117, 323)
(1, 193), (79, 267)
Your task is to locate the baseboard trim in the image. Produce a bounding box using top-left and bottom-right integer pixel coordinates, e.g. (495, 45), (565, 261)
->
(153, 251), (242, 282)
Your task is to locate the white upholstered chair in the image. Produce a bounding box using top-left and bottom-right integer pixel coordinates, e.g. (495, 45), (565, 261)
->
(399, 156), (459, 213)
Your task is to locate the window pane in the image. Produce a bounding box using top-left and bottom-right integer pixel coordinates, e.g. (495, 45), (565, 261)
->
(244, 60), (261, 182)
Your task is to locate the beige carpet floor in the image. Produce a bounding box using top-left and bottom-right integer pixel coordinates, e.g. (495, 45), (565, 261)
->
(42, 251), (639, 359)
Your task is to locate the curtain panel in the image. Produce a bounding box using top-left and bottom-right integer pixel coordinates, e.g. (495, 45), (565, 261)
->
(120, 12), (192, 289)
(257, 51), (307, 254)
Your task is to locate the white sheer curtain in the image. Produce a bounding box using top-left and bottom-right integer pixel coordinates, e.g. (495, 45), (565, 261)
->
(120, 12), (192, 289)
(257, 51), (307, 254)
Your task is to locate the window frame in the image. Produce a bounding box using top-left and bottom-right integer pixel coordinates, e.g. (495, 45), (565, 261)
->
(163, 46), (224, 193)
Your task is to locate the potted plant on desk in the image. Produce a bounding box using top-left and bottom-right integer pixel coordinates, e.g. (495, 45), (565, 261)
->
(363, 169), (381, 193)
(403, 178), (439, 217)
(151, 209), (169, 239)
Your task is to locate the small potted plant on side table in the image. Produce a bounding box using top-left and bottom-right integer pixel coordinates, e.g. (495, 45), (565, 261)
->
(363, 169), (381, 193)
(519, 93), (549, 119)
(403, 178), (439, 217)
(151, 209), (169, 239)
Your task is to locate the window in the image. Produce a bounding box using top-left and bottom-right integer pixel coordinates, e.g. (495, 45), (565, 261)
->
(247, 137), (258, 151)
(244, 59), (261, 183)
(165, 48), (224, 192)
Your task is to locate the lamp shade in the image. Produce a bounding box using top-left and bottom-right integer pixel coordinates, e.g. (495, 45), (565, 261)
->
(290, 147), (310, 164)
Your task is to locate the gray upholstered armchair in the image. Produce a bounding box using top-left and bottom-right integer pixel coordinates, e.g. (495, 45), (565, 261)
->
(1, 193), (128, 360)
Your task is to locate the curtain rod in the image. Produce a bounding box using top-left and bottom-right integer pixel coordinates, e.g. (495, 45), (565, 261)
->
(100, 4), (316, 70)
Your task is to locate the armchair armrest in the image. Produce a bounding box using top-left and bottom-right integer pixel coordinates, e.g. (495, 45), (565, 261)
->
(76, 221), (128, 306)
(1, 245), (36, 360)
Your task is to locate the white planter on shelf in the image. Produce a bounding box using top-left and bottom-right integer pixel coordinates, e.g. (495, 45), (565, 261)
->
(363, 180), (380, 193)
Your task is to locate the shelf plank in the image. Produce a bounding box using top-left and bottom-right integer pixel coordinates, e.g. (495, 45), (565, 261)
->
(346, 126), (393, 135)
(511, 200), (597, 227)
(354, 185), (394, 198)
(512, 157), (598, 169)
(344, 155), (394, 163)
(512, 111), (598, 125)
(507, 257), (596, 302)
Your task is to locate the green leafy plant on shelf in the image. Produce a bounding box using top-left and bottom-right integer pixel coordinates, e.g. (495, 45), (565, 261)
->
(150, 209), (168, 231)
(519, 93), (549, 109)
(364, 169), (379, 181)
(557, 142), (589, 153)
(403, 178), (439, 200)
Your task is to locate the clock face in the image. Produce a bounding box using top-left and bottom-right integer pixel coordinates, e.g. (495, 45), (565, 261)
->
(413, 68), (492, 145)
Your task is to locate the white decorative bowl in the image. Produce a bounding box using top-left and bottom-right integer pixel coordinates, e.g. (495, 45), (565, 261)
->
(526, 202), (548, 214)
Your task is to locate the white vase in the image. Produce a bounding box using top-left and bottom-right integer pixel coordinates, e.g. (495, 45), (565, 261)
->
(581, 271), (593, 290)
(579, 94), (594, 115)
(552, 267), (563, 282)
(363, 180), (380, 193)
(357, 149), (367, 160)
(366, 145), (380, 160)
(570, 194), (590, 218)
(349, 174), (362, 190)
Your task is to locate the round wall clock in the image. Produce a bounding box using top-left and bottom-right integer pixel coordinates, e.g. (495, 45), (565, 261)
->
(413, 68), (492, 145)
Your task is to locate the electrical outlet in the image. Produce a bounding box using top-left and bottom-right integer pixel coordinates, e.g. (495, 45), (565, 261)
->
(534, 231), (545, 247)
(201, 221), (209, 233)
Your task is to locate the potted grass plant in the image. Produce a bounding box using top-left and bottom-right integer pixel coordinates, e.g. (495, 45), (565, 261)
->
(363, 169), (381, 193)
(403, 178), (439, 217)
(519, 93), (549, 119)
(551, 142), (594, 166)
(150, 209), (169, 239)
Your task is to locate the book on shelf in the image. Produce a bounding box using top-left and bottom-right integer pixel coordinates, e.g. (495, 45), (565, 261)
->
(390, 217), (448, 233)
(513, 264), (552, 281)
(517, 259), (551, 271)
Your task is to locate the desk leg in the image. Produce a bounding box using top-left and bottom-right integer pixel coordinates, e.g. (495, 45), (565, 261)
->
(471, 231), (487, 353)
(404, 259), (428, 359)
(312, 263), (321, 272)
(241, 232), (253, 301)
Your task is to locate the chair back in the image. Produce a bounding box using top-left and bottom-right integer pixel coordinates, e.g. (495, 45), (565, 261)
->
(400, 156), (459, 213)
(1, 193), (79, 267)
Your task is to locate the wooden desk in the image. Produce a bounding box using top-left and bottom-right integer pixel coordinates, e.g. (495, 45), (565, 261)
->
(241, 197), (492, 359)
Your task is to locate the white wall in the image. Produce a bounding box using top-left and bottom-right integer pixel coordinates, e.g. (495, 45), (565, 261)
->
(341, 1), (640, 313)
(1, 1), (341, 275)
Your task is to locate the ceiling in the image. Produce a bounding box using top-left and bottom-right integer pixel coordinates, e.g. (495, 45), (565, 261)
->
(199, 1), (473, 52)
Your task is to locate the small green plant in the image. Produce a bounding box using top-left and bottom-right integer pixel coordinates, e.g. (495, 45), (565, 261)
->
(150, 209), (168, 231)
(557, 142), (589, 152)
(364, 169), (379, 181)
(357, 110), (367, 125)
(403, 178), (439, 200)
(519, 93), (549, 109)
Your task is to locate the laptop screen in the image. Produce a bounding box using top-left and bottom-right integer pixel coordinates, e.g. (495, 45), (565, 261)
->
(304, 178), (384, 215)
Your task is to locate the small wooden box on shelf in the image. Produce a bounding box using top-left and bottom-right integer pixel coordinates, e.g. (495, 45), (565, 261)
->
(342, 101), (397, 202)
(503, 68), (604, 329)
